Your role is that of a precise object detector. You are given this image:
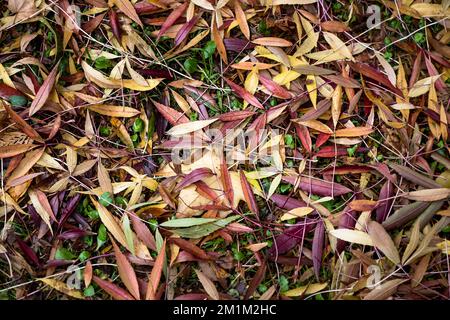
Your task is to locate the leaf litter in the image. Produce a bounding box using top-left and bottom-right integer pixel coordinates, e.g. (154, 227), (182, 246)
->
(0, 0), (449, 301)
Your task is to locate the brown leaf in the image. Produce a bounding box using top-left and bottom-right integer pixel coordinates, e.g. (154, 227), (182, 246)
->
(390, 163), (441, 189)
(195, 269), (219, 300)
(111, 0), (143, 28)
(129, 212), (156, 251)
(244, 261), (266, 299)
(84, 261), (93, 287)
(367, 220), (400, 265)
(0, 144), (36, 159)
(320, 20), (350, 32)
(334, 126), (374, 137)
(169, 237), (211, 260)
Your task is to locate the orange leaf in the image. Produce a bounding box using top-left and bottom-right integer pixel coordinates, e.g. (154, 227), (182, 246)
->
(334, 126), (374, 137)
(0, 144), (36, 159)
(111, 238), (140, 300)
(146, 239), (166, 300)
(252, 37), (293, 47)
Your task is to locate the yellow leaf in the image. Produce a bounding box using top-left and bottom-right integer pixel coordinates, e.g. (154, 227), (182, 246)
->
(167, 119), (217, 136)
(192, 0), (214, 10)
(408, 75), (441, 97)
(244, 67), (259, 95)
(329, 229), (374, 246)
(323, 32), (354, 61)
(294, 119), (333, 134)
(306, 75), (317, 108)
(40, 278), (84, 299)
(331, 85), (342, 127)
(91, 198), (129, 250)
(88, 104), (140, 118)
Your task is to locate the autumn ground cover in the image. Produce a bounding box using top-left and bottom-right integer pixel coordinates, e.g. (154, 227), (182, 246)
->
(0, 0), (449, 301)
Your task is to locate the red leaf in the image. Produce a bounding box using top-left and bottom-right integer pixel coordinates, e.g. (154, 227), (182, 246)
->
(270, 194), (307, 210)
(224, 78), (264, 110)
(29, 61), (60, 116)
(244, 261), (266, 299)
(146, 239), (166, 300)
(239, 171), (259, 215)
(111, 238), (140, 299)
(268, 218), (315, 257)
(174, 15), (200, 46)
(109, 9), (122, 41)
(129, 212), (156, 251)
(348, 61), (403, 97)
(218, 110), (255, 122)
(153, 100), (189, 125)
(93, 276), (135, 300)
(175, 168), (213, 192)
(169, 237), (211, 260)
(315, 132), (331, 148)
(220, 161), (234, 207)
(259, 75), (291, 99)
(0, 83), (26, 100)
(336, 206), (358, 253)
(157, 2), (188, 40)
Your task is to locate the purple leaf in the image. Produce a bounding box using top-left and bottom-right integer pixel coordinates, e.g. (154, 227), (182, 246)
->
(282, 176), (352, 197)
(174, 15), (200, 46)
(336, 206), (358, 253)
(16, 239), (40, 266)
(175, 168), (213, 192)
(270, 194), (307, 210)
(224, 39), (255, 52)
(312, 220), (325, 280)
(268, 218), (315, 257)
(376, 180), (395, 223)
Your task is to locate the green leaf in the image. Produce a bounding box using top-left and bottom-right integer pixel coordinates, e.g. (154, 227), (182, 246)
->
(202, 41), (216, 59)
(170, 216), (240, 239)
(99, 192), (113, 207)
(9, 95), (27, 107)
(347, 144), (358, 157)
(78, 251), (90, 262)
(279, 275), (289, 292)
(96, 224), (107, 250)
(132, 118), (144, 133)
(55, 247), (76, 260)
(83, 285), (95, 297)
(184, 58), (198, 73)
(160, 217), (218, 228)
(94, 56), (113, 70)
(122, 214), (135, 255)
